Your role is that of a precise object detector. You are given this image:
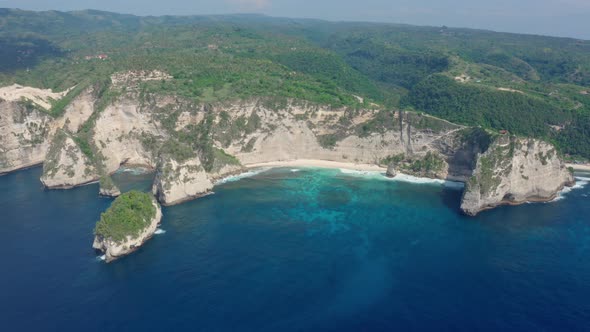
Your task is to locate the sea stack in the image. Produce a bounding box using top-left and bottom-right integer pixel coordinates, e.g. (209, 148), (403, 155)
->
(386, 164), (397, 178)
(98, 175), (121, 197)
(93, 191), (162, 262)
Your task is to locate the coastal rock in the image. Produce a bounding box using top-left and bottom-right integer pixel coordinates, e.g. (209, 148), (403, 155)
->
(40, 129), (98, 189)
(0, 100), (52, 174)
(99, 186), (121, 197)
(460, 136), (575, 216)
(209, 164), (244, 183)
(152, 156), (213, 206)
(1, 82), (576, 215)
(386, 164), (397, 177)
(93, 198), (162, 262)
(99, 175), (121, 197)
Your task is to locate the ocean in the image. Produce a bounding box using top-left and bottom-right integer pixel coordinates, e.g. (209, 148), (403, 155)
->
(1, 166), (589, 331)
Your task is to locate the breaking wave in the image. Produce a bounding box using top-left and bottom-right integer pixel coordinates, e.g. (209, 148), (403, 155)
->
(215, 167), (271, 185)
(551, 177), (589, 202)
(337, 168), (464, 189)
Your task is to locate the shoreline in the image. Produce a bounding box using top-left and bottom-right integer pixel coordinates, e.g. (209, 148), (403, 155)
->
(240, 159), (465, 188)
(244, 159), (387, 172)
(566, 163), (590, 172)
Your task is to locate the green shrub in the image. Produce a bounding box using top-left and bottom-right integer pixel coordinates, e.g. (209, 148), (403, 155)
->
(94, 191), (157, 243)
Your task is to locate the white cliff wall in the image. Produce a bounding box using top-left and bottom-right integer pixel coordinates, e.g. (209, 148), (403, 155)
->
(461, 136), (574, 216)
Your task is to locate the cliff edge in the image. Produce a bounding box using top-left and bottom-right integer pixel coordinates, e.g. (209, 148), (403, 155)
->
(152, 156), (214, 206)
(460, 135), (575, 216)
(40, 129), (98, 189)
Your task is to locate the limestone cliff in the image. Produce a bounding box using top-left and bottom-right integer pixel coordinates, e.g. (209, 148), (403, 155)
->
(0, 86), (95, 175)
(1, 79), (575, 214)
(92, 95), (163, 174)
(460, 135), (575, 216)
(152, 157), (214, 206)
(40, 129), (98, 189)
(0, 100), (52, 174)
(93, 199), (162, 262)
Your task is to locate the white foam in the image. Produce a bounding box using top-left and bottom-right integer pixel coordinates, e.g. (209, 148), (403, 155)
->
(290, 169), (300, 172)
(575, 176), (590, 182)
(97, 255), (106, 262)
(336, 168), (465, 189)
(116, 167), (151, 175)
(549, 195), (566, 202)
(154, 228), (166, 235)
(338, 168), (382, 177)
(215, 167), (271, 185)
(391, 173), (446, 185)
(549, 179), (589, 202)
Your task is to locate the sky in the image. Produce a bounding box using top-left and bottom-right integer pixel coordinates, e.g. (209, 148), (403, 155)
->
(1, 0), (589, 40)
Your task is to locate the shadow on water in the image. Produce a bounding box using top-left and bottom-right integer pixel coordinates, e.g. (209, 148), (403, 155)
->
(440, 186), (466, 216)
(111, 167), (155, 193)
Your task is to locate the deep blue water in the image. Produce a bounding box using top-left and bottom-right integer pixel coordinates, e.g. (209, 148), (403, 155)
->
(1, 166), (590, 331)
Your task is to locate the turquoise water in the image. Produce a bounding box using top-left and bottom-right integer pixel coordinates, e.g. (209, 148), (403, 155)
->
(1, 166), (590, 331)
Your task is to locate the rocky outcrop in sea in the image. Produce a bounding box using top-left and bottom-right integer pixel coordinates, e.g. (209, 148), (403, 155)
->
(92, 198), (162, 262)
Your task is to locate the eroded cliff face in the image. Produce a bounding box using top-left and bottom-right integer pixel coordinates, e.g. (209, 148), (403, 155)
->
(40, 129), (98, 189)
(92, 95), (163, 174)
(460, 136), (575, 216)
(215, 103), (464, 170)
(152, 157), (214, 206)
(92, 199), (162, 262)
(1, 77), (575, 214)
(0, 86), (95, 175)
(0, 100), (52, 174)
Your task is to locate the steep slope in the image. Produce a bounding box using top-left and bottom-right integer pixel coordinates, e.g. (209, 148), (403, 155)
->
(461, 135), (575, 215)
(93, 192), (162, 262)
(0, 100), (52, 174)
(152, 156), (214, 206)
(40, 129), (98, 189)
(0, 86), (96, 174)
(0, 77), (576, 215)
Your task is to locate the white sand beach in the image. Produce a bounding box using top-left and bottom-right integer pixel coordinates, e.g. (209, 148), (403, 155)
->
(566, 163), (590, 172)
(244, 159), (387, 172)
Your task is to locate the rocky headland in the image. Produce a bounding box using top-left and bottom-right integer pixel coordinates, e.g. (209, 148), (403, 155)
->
(0, 72), (576, 215)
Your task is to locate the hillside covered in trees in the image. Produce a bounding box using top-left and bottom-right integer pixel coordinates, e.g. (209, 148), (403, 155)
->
(1, 8), (589, 159)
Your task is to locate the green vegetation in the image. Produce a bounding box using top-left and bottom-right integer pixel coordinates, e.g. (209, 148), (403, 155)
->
(402, 75), (571, 138)
(380, 153), (406, 166)
(406, 152), (445, 174)
(555, 113), (590, 159)
(94, 191), (157, 243)
(471, 139), (516, 195)
(1, 9), (590, 159)
(160, 139), (195, 163)
(49, 83), (86, 117)
(43, 129), (68, 177)
(406, 112), (461, 133)
(355, 110), (397, 137)
(317, 134), (341, 149)
(99, 175), (117, 190)
(211, 148), (241, 172)
(381, 152), (445, 177)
